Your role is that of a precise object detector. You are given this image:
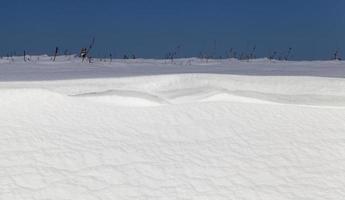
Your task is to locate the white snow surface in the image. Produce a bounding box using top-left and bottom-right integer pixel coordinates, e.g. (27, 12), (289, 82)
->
(1, 56), (345, 199)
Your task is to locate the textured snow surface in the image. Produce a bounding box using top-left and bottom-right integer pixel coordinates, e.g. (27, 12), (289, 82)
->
(1, 56), (345, 199)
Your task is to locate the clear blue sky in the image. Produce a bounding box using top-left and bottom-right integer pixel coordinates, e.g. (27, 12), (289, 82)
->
(0, 0), (344, 60)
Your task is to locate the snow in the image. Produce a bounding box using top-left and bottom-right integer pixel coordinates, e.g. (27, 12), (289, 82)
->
(1, 56), (345, 199)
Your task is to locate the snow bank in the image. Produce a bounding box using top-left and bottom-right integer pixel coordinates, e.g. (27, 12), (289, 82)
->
(1, 57), (345, 199)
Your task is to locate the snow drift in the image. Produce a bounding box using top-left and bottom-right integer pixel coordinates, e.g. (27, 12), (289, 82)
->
(1, 56), (345, 200)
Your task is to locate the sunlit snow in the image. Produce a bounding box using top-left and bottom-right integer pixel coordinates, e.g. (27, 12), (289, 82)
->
(1, 55), (345, 200)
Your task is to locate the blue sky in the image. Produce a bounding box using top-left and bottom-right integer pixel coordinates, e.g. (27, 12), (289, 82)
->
(0, 0), (344, 60)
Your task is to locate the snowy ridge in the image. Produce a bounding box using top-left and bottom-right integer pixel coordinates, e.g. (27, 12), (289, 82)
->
(1, 58), (345, 199)
(3, 73), (345, 107)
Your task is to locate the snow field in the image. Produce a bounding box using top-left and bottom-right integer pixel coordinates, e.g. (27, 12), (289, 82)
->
(1, 57), (345, 199)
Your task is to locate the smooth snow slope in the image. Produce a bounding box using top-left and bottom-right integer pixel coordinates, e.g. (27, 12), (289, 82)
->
(1, 56), (345, 200)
